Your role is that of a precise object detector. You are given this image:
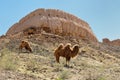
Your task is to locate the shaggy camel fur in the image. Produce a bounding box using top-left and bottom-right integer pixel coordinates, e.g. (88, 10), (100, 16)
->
(19, 40), (32, 53)
(54, 43), (79, 66)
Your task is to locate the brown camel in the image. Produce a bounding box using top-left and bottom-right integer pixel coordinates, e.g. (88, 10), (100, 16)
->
(54, 43), (79, 67)
(19, 40), (32, 53)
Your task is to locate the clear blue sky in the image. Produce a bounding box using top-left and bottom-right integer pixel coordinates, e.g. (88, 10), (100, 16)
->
(0, 0), (120, 42)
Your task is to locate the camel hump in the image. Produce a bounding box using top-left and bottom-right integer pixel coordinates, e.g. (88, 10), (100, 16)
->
(65, 43), (71, 46)
(64, 43), (71, 49)
(58, 43), (64, 49)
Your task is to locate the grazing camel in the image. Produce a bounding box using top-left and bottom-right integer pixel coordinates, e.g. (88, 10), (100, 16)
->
(54, 43), (79, 67)
(19, 40), (32, 53)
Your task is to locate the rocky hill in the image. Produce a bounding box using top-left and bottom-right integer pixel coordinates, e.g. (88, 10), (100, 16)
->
(6, 8), (97, 42)
(0, 32), (120, 80)
(0, 9), (120, 80)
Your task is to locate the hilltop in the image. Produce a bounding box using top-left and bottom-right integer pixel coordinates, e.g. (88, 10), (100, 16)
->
(6, 9), (97, 42)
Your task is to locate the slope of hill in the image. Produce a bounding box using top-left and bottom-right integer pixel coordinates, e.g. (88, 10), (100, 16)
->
(0, 32), (120, 80)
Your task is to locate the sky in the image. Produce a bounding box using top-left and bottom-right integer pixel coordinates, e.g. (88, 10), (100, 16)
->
(0, 0), (120, 42)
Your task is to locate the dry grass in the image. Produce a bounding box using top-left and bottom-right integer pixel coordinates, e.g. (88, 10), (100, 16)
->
(0, 48), (19, 71)
(0, 47), (120, 80)
(0, 33), (120, 80)
(98, 77), (106, 80)
(56, 71), (69, 80)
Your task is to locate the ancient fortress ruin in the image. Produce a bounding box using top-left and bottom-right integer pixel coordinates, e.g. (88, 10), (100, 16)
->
(6, 8), (98, 42)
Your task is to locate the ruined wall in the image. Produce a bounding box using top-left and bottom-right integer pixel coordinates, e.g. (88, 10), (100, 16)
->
(6, 8), (98, 42)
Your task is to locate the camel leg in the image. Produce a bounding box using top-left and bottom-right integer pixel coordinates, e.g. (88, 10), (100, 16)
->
(67, 57), (73, 68)
(56, 55), (60, 63)
(65, 57), (70, 67)
(64, 61), (68, 67)
(65, 59), (68, 67)
(25, 47), (29, 53)
(65, 61), (69, 67)
(27, 46), (32, 53)
(68, 57), (71, 66)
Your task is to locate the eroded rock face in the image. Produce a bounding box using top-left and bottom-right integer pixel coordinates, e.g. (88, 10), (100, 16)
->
(103, 38), (120, 46)
(6, 8), (98, 42)
(111, 39), (120, 46)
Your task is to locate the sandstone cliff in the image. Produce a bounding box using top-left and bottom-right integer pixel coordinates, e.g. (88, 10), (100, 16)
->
(6, 8), (98, 42)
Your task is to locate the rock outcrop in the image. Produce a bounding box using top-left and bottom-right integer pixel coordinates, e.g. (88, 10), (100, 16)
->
(103, 38), (120, 46)
(6, 8), (98, 42)
(103, 38), (110, 44)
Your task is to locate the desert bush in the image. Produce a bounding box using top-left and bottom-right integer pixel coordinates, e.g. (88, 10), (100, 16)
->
(56, 71), (69, 80)
(26, 59), (39, 73)
(97, 76), (106, 80)
(0, 48), (18, 71)
(56, 78), (63, 80)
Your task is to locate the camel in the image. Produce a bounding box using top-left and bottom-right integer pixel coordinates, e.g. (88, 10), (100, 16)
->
(19, 40), (32, 53)
(54, 43), (79, 67)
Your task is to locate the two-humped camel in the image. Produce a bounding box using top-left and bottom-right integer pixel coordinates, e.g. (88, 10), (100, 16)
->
(54, 43), (79, 67)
